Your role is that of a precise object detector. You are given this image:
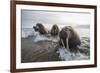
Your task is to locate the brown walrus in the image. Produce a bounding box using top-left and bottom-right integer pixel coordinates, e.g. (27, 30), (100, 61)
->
(50, 24), (59, 36)
(33, 26), (38, 31)
(33, 23), (48, 34)
(59, 26), (81, 52)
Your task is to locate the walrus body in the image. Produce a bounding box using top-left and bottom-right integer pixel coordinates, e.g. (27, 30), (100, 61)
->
(33, 23), (48, 34)
(50, 24), (59, 36)
(59, 26), (81, 52)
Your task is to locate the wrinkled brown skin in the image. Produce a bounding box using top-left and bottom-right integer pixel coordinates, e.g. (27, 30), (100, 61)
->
(59, 26), (81, 52)
(51, 24), (59, 36)
(33, 23), (48, 34)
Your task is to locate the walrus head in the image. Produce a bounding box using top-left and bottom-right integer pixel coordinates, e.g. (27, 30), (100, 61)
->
(59, 26), (72, 49)
(51, 24), (59, 36)
(33, 26), (39, 31)
(34, 23), (48, 34)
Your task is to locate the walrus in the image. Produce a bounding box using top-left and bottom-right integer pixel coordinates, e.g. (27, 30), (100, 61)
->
(33, 26), (38, 31)
(33, 23), (48, 34)
(50, 24), (59, 36)
(59, 26), (81, 52)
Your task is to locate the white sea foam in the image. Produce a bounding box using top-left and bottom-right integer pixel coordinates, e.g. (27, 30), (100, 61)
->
(56, 48), (72, 61)
(33, 35), (50, 42)
(57, 48), (89, 61)
(22, 28), (59, 42)
(33, 34), (59, 43)
(21, 28), (37, 38)
(22, 31), (26, 38)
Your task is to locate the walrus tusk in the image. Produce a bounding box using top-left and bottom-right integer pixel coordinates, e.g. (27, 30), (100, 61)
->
(61, 39), (65, 48)
(66, 38), (69, 50)
(66, 31), (70, 50)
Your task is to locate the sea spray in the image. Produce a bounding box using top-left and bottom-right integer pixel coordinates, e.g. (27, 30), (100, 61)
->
(56, 47), (72, 61)
(56, 47), (89, 61)
(33, 33), (60, 43)
(33, 34), (51, 42)
(21, 28), (37, 38)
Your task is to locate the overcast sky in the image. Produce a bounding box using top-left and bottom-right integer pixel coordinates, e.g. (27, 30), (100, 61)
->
(21, 10), (91, 28)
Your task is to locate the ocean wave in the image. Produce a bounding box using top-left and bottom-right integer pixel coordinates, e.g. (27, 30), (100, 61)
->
(21, 28), (38, 38)
(56, 47), (89, 61)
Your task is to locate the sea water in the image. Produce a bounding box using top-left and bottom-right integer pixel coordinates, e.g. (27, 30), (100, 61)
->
(21, 26), (90, 61)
